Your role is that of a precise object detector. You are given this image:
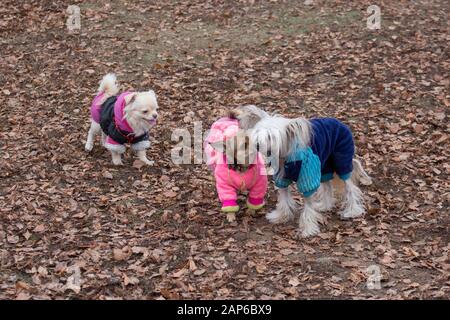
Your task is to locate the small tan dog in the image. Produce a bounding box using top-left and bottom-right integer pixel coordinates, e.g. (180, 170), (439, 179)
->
(85, 74), (159, 165)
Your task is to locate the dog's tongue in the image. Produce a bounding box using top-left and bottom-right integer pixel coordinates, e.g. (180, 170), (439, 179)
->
(148, 119), (157, 125)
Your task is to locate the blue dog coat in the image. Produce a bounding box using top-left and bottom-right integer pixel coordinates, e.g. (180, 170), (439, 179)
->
(274, 118), (355, 197)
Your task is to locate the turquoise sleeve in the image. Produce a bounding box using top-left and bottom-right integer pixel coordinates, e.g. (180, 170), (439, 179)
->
(274, 177), (292, 189)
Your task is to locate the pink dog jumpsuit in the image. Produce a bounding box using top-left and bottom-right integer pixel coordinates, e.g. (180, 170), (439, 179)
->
(204, 118), (268, 212)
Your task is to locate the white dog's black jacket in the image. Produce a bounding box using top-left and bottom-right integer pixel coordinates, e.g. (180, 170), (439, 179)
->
(99, 96), (149, 146)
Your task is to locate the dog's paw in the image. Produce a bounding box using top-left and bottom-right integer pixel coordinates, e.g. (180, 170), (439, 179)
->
(340, 207), (365, 220)
(226, 212), (237, 223)
(301, 228), (320, 238)
(85, 142), (93, 152)
(312, 201), (325, 212)
(316, 212), (326, 224)
(101, 134), (107, 147)
(266, 210), (290, 224)
(300, 224), (320, 238)
(137, 157), (154, 166)
(314, 201), (335, 213)
(311, 191), (335, 212)
(143, 159), (154, 166)
(359, 176), (373, 186)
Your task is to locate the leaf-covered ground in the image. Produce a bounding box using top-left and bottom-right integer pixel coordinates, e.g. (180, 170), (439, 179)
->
(0, 0), (449, 299)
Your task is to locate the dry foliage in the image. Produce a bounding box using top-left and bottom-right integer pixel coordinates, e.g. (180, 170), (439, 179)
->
(0, 0), (449, 299)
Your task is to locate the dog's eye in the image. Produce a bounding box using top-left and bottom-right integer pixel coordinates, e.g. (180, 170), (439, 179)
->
(142, 110), (148, 113)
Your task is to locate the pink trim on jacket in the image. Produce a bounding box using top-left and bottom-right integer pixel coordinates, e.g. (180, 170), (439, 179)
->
(113, 91), (134, 132)
(90, 91), (133, 129)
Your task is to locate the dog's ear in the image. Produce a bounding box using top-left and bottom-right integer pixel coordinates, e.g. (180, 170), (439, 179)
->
(230, 105), (265, 130)
(147, 90), (157, 100)
(125, 93), (137, 105)
(239, 112), (262, 130)
(209, 140), (225, 153)
(227, 108), (243, 120)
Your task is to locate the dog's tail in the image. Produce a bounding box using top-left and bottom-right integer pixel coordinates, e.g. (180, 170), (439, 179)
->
(351, 158), (372, 186)
(98, 73), (119, 97)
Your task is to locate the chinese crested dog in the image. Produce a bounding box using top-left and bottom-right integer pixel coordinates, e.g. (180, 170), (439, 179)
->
(85, 73), (159, 165)
(232, 105), (372, 237)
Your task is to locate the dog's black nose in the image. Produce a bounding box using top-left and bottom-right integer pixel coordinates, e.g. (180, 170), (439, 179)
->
(152, 114), (158, 119)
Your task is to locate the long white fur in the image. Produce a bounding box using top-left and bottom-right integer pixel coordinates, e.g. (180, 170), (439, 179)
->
(312, 181), (335, 212)
(266, 187), (297, 224)
(300, 196), (323, 237)
(352, 158), (373, 186)
(340, 178), (366, 219)
(85, 120), (101, 152)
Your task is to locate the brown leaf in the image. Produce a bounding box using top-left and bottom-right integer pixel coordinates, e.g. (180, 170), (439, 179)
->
(72, 212), (86, 219)
(102, 171), (113, 179)
(288, 277), (300, 287)
(113, 247), (131, 261)
(123, 274), (140, 286)
(255, 265), (267, 273)
(16, 281), (31, 291)
(33, 224), (45, 233)
(412, 124), (424, 134)
(280, 249), (293, 255)
(132, 160), (146, 169)
(193, 269), (206, 276)
(164, 190), (177, 198)
(172, 268), (187, 278)
(388, 123), (401, 133)
(160, 288), (180, 300)
(7, 235), (19, 244)
(189, 258), (197, 271)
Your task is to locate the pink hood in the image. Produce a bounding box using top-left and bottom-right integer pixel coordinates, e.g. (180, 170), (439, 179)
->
(204, 117), (240, 168)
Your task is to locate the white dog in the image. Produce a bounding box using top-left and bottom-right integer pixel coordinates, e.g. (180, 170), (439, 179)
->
(232, 105), (372, 237)
(85, 73), (158, 165)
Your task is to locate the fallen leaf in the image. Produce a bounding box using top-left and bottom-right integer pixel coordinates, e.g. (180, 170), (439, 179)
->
(289, 277), (300, 287)
(33, 224), (45, 233)
(102, 171), (113, 179)
(113, 248), (131, 261)
(164, 190), (177, 198)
